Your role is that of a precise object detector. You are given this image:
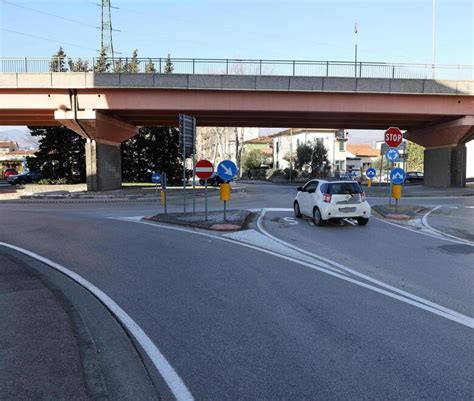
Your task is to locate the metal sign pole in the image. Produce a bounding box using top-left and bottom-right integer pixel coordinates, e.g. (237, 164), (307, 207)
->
(205, 180), (208, 221)
(183, 118), (186, 213)
(192, 120), (196, 213)
(379, 154), (383, 187)
(224, 200), (227, 221)
(162, 172), (167, 214)
(389, 162), (393, 206)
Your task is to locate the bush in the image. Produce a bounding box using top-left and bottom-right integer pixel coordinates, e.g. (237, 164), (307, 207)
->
(37, 178), (70, 185)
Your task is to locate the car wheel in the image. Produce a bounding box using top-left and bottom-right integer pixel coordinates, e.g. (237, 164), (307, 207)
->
(313, 207), (325, 226)
(294, 201), (302, 218)
(357, 217), (369, 226)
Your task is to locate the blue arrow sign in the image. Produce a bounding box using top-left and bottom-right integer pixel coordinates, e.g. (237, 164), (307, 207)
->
(217, 160), (237, 181)
(390, 168), (405, 185)
(366, 167), (377, 179)
(385, 148), (400, 162)
(151, 172), (161, 183)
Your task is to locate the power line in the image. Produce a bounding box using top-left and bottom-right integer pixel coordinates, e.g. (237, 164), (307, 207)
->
(1, 29), (98, 51)
(1, 0), (98, 29)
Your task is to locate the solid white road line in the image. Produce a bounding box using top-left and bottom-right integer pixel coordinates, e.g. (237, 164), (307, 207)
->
(110, 216), (474, 329)
(421, 206), (474, 246)
(0, 242), (194, 401)
(256, 210), (474, 325)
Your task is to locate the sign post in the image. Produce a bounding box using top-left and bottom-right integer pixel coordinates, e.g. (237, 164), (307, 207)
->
(217, 160), (238, 221)
(195, 159), (214, 221)
(366, 167), (376, 188)
(390, 167), (405, 212)
(179, 113), (196, 213)
(161, 172), (167, 214)
(151, 172), (161, 207)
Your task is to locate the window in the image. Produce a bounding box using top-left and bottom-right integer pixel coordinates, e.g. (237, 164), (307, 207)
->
(276, 142), (279, 153)
(328, 182), (362, 194)
(339, 141), (345, 151)
(303, 180), (319, 193)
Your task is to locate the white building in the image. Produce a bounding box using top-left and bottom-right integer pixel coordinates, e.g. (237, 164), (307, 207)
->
(271, 128), (348, 173)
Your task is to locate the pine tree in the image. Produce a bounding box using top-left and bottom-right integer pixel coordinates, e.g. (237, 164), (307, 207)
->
(126, 49), (140, 73)
(121, 126), (183, 183)
(310, 140), (328, 175)
(49, 47), (68, 72)
(164, 54), (174, 74)
(68, 58), (90, 72)
(113, 58), (125, 73)
(94, 47), (110, 72)
(145, 58), (156, 73)
(26, 126), (86, 183)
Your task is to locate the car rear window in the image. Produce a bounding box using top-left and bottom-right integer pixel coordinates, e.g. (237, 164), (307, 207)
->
(327, 182), (362, 194)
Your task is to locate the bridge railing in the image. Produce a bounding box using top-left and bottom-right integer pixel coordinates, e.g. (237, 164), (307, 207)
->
(0, 57), (472, 80)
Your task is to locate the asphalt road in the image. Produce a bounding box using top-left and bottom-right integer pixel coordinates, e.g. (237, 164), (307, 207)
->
(0, 183), (473, 400)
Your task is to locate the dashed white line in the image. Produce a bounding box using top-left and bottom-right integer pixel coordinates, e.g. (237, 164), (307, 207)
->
(0, 241), (194, 401)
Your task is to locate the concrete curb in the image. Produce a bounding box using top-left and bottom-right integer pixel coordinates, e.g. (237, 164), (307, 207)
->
(145, 209), (253, 231)
(372, 204), (429, 220)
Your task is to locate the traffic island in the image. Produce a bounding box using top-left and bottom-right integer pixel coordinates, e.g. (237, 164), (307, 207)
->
(144, 209), (253, 231)
(372, 204), (428, 220)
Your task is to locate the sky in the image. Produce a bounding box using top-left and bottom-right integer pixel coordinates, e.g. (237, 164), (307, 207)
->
(0, 0), (472, 145)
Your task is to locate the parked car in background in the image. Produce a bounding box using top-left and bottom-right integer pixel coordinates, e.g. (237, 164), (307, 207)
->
(294, 179), (371, 226)
(199, 172), (226, 186)
(405, 171), (424, 184)
(7, 171), (42, 185)
(3, 168), (18, 179)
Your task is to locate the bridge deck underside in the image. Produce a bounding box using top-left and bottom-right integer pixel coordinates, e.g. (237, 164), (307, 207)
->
(0, 109), (458, 130)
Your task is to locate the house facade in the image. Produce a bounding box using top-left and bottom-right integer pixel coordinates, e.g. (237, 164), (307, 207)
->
(271, 128), (349, 173)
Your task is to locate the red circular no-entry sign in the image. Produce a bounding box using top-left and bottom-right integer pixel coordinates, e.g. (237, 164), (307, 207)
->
(195, 159), (214, 180)
(384, 127), (403, 148)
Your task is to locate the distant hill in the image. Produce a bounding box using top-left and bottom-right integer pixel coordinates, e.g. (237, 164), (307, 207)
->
(0, 127), (38, 148)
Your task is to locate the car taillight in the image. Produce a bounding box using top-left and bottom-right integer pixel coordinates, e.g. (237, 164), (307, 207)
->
(323, 193), (332, 203)
(360, 191), (366, 201)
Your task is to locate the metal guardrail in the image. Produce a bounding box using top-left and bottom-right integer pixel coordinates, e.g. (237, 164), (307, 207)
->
(0, 57), (472, 80)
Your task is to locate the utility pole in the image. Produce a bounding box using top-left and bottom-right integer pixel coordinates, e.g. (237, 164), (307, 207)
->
(100, 0), (117, 60)
(432, 0), (436, 78)
(354, 22), (358, 78)
(289, 128), (293, 183)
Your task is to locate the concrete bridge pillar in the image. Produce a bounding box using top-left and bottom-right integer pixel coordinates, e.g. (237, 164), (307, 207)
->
(424, 145), (466, 187)
(55, 109), (137, 191)
(405, 116), (474, 188)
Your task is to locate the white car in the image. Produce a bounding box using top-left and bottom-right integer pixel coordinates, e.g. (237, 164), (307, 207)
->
(293, 180), (371, 226)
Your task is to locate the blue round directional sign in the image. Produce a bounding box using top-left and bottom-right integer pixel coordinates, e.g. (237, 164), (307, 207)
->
(151, 172), (161, 183)
(217, 160), (238, 181)
(385, 148), (400, 162)
(366, 167), (377, 179)
(390, 168), (405, 185)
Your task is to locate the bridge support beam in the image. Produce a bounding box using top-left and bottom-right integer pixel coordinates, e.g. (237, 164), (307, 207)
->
(405, 116), (474, 188)
(85, 139), (122, 191)
(424, 145), (467, 187)
(55, 109), (137, 191)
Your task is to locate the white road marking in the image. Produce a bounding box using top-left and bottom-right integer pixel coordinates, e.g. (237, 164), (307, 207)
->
(343, 219), (357, 226)
(110, 216), (474, 329)
(256, 210), (474, 327)
(421, 206), (474, 246)
(0, 242), (194, 401)
(282, 217), (298, 225)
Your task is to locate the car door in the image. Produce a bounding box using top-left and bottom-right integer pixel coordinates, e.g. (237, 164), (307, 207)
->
(300, 181), (319, 216)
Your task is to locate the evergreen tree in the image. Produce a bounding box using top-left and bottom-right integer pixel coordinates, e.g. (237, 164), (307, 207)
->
(164, 54), (174, 73)
(94, 47), (110, 72)
(310, 140), (328, 174)
(406, 141), (425, 171)
(49, 47), (68, 72)
(121, 126), (183, 183)
(68, 58), (90, 72)
(295, 143), (312, 170)
(113, 58), (125, 73)
(126, 49), (140, 73)
(145, 58), (156, 73)
(26, 126), (86, 183)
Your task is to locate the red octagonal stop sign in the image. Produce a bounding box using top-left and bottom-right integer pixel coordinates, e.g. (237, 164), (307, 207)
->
(195, 159), (214, 180)
(385, 127), (403, 148)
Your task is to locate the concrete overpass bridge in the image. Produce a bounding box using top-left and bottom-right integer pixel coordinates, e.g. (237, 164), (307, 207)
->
(0, 58), (473, 190)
